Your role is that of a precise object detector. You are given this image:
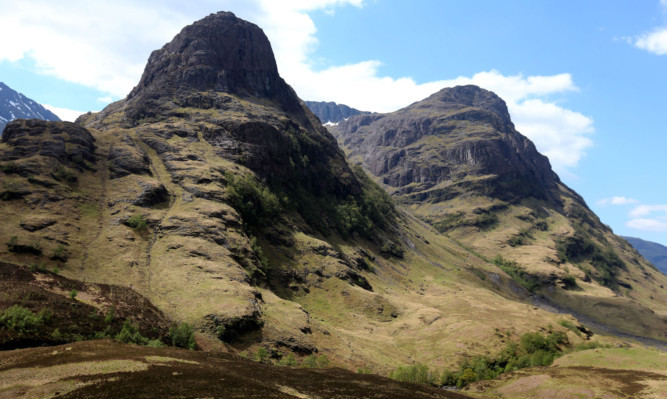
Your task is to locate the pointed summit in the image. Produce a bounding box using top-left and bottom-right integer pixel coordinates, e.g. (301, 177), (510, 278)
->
(126, 12), (302, 120)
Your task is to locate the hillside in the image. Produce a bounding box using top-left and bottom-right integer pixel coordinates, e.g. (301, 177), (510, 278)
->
(624, 236), (667, 275)
(0, 82), (60, 134)
(305, 100), (368, 124)
(0, 10), (665, 398)
(332, 85), (667, 342)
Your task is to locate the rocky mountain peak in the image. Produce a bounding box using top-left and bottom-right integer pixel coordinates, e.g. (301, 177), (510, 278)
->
(126, 11), (302, 119)
(0, 82), (60, 134)
(417, 85), (513, 127)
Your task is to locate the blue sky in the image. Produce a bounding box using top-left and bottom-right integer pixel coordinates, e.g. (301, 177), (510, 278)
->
(1, 0), (666, 245)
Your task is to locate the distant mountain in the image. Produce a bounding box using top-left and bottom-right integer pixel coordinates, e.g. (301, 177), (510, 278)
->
(305, 100), (367, 124)
(623, 236), (667, 275)
(0, 82), (60, 133)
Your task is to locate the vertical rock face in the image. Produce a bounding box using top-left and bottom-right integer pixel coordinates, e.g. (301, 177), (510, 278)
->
(304, 101), (367, 124)
(334, 85), (559, 203)
(126, 11), (304, 122)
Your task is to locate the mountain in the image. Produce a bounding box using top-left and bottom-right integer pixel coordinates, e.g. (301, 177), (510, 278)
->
(305, 100), (367, 124)
(0, 82), (60, 133)
(332, 85), (667, 342)
(623, 236), (667, 275)
(1, 11), (666, 397)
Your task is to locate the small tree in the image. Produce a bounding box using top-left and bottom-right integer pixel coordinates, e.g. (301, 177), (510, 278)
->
(169, 322), (197, 350)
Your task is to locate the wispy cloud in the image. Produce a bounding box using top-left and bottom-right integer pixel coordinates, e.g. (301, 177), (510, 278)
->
(627, 218), (667, 232)
(629, 204), (667, 217)
(43, 104), (88, 122)
(597, 196), (639, 206)
(626, 203), (667, 232)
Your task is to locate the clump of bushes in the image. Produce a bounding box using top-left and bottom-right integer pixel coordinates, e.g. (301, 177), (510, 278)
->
(114, 320), (163, 347)
(169, 322), (197, 350)
(556, 232), (627, 289)
(562, 274), (578, 289)
(125, 214), (148, 231)
(508, 228), (533, 247)
(0, 305), (51, 335)
(391, 330), (569, 388)
(53, 165), (77, 183)
(225, 172), (280, 228)
(493, 255), (541, 292)
(389, 363), (438, 385)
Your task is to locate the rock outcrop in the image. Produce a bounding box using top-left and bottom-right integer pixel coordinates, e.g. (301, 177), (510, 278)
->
(335, 85), (559, 203)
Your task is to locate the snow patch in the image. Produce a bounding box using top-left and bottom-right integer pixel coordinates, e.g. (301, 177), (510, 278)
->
(323, 121), (338, 126)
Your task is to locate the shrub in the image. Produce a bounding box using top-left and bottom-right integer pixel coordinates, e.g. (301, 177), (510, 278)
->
(249, 235), (269, 270)
(255, 347), (269, 363)
(126, 214), (148, 231)
(51, 244), (67, 261)
(104, 307), (115, 324)
(225, 172), (280, 228)
(279, 353), (298, 367)
(53, 165), (77, 183)
(562, 274), (578, 289)
(389, 363), (433, 384)
(69, 289), (78, 300)
(558, 319), (582, 337)
(0, 305), (50, 334)
(169, 322), (197, 350)
(493, 255), (541, 292)
(316, 354), (330, 368)
(302, 354), (318, 368)
(116, 321), (149, 345)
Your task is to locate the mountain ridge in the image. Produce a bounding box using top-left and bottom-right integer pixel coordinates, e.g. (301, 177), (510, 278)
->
(0, 82), (60, 134)
(305, 100), (367, 124)
(623, 236), (667, 275)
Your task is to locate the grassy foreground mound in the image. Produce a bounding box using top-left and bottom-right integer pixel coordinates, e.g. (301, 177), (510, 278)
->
(0, 339), (471, 399)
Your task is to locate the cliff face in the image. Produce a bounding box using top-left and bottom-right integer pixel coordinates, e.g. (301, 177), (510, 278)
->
(305, 101), (367, 124)
(335, 86), (558, 203)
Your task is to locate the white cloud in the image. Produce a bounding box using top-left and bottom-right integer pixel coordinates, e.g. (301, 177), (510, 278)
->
(635, 28), (667, 55)
(43, 104), (88, 122)
(597, 196), (639, 206)
(627, 218), (667, 232)
(631, 1), (667, 55)
(629, 204), (667, 217)
(1, 0), (593, 174)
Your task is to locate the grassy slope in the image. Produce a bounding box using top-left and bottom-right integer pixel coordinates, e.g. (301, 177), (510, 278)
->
(468, 347), (667, 398)
(332, 117), (667, 343)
